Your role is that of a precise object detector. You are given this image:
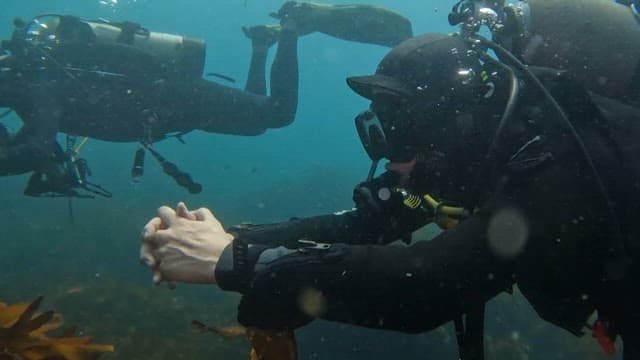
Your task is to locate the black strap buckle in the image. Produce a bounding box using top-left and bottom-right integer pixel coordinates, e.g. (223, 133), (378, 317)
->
(297, 239), (331, 252)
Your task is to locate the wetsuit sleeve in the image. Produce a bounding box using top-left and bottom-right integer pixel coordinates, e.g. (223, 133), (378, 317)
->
(215, 172), (434, 291)
(234, 205), (515, 332)
(226, 171), (430, 247)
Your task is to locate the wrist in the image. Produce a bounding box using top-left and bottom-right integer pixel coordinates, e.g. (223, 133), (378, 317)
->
(213, 240), (236, 289)
(215, 238), (265, 293)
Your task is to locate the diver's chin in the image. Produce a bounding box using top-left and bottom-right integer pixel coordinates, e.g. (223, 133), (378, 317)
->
(385, 158), (416, 187)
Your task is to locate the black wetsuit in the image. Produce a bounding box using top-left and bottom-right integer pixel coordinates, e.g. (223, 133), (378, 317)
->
(215, 73), (640, 358)
(0, 22), (299, 176)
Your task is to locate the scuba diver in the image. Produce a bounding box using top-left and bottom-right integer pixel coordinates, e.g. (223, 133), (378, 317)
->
(141, 0), (639, 358)
(0, 3), (412, 198)
(0, 13), (300, 197)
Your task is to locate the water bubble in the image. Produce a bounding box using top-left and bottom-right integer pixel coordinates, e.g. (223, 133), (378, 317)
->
(297, 287), (327, 318)
(99, 0), (118, 7)
(377, 187), (391, 201)
(487, 207), (529, 259)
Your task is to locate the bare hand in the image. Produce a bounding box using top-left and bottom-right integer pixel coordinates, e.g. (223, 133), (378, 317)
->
(140, 202), (233, 286)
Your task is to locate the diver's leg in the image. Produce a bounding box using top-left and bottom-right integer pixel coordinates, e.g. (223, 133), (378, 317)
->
(184, 25), (298, 133)
(272, 1), (413, 47)
(190, 22), (298, 132)
(243, 24), (281, 95)
(245, 42), (268, 96)
(266, 23), (298, 127)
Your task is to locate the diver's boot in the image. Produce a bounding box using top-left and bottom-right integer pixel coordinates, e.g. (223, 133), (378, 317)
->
(242, 24), (281, 49)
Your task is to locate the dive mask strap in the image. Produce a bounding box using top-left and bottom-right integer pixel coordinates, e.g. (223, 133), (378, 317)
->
(367, 159), (379, 181)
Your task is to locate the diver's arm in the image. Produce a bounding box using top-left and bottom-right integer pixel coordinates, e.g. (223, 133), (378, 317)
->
(0, 136), (57, 175)
(220, 205), (516, 332)
(226, 171), (429, 248)
(0, 58), (60, 175)
(217, 140), (575, 332)
(139, 180), (431, 290)
(0, 103), (60, 176)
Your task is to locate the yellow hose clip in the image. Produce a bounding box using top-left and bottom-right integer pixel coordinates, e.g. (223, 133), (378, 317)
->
(422, 193), (469, 229)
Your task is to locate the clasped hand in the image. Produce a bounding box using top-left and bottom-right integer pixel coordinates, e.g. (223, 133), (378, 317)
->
(140, 202), (233, 286)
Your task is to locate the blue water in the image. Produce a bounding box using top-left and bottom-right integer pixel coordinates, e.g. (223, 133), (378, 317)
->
(0, 0), (621, 359)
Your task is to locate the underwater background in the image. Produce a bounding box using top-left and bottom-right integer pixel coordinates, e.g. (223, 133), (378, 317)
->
(0, 0), (622, 359)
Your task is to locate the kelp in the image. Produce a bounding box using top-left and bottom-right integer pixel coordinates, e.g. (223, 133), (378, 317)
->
(0, 296), (113, 360)
(247, 327), (297, 360)
(191, 320), (247, 340)
(192, 320), (296, 360)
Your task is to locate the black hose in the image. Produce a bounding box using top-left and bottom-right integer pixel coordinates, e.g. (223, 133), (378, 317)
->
(465, 47), (520, 210)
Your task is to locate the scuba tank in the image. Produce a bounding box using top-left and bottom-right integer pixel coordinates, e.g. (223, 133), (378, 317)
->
(509, 0), (640, 103)
(450, 0), (640, 104)
(20, 14), (206, 79)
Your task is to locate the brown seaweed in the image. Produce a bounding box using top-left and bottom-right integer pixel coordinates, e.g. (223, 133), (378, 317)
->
(0, 296), (113, 360)
(191, 320), (247, 340)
